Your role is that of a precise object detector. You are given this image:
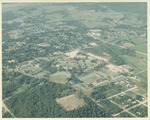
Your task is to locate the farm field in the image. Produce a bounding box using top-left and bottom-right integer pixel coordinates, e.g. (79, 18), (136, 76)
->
(80, 73), (100, 83)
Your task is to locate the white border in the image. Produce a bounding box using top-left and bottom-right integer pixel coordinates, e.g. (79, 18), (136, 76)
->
(0, 0), (149, 120)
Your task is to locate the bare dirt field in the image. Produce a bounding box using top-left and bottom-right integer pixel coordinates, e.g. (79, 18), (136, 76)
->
(65, 50), (80, 58)
(89, 42), (97, 46)
(87, 53), (108, 62)
(56, 94), (85, 111)
(132, 88), (139, 92)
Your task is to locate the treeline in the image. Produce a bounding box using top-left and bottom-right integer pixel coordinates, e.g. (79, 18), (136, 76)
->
(2, 70), (39, 99)
(100, 99), (123, 114)
(4, 80), (111, 118)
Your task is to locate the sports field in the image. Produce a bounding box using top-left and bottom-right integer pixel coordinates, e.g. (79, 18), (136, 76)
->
(50, 72), (70, 84)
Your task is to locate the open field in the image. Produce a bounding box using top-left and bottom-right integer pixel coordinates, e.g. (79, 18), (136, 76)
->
(123, 55), (147, 72)
(34, 71), (48, 78)
(85, 75), (100, 83)
(50, 72), (70, 84)
(56, 94), (85, 111)
(131, 38), (147, 45)
(105, 69), (116, 76)
(65, 50), (80, 58)
(132, 43), (147, 54)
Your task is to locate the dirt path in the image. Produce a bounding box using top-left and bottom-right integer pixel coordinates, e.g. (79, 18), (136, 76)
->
(110, 99), (137, 117)
(135, 51), (147, 56)
(87, 53), (108, 62)
(135, 69), (147, 75)
(131, 90), (147, 99)
(2, 102), (16, 118)
(113, 99), (147, 117)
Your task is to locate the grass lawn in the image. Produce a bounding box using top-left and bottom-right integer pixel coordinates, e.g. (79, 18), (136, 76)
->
(132, 43), (147, 53)
(131, 38), (147, 45)
(50, 72), (69, 84)
(135, 52), (147, 59)
(34, 71), (48, 78)
(123, 55), (147, 72)
(84, 75), (99, 83)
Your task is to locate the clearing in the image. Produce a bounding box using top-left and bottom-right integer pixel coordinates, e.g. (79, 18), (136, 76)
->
(65, 50), (80, 58)
(56, 94), (85, 111)
(50, 72), (70, 84)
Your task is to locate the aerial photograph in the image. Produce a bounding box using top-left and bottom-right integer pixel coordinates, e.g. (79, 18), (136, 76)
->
(2, 2), (147, 118)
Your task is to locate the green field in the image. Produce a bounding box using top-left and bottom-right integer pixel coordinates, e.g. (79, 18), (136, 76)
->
(131, 38), (146, 45)
(123, 55), (147, 72)
(34, 71), (48, 78)
(136, 73), (147, 90)
(84, 75), (100, 83)
(132, 43), (147, 53)
(84, 44), (107, 58)
(50, 72), (70, 84)
(135, 52), (147, 59)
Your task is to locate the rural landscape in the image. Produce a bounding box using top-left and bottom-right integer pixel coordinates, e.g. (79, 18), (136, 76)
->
(2, 3), (147, 118)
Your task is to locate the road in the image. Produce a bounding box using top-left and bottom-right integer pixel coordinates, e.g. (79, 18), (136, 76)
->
(107, 86), (137, 99)
(113, 99), (147, 117)
(2, 102), (16, 118)
(135, 51), (147, 56)
(99, 39), (147, 57)
(135, 69), (147, 75)
(88, 96), (103, 108)
(110, 99), (137, 117)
